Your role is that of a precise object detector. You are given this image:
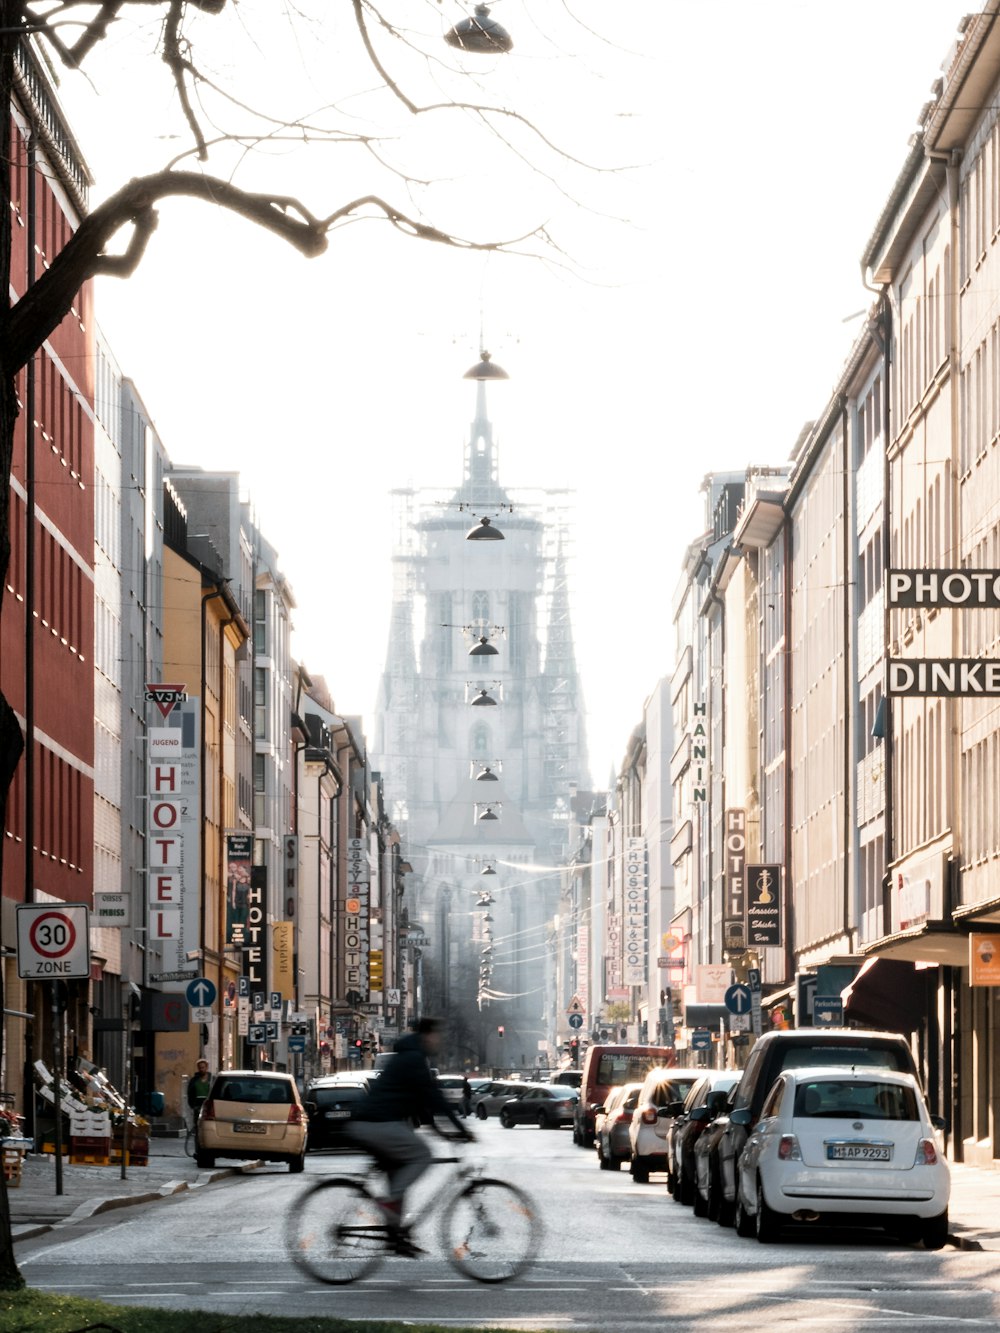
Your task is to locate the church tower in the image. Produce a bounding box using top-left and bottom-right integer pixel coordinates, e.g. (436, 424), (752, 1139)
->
(374, 353), (589, 1068)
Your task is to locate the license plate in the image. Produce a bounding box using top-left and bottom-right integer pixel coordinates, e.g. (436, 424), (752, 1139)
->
(826, 1142), (892, 1161)
(325, 1110), (351, 1120)
(234, 1122), (267, 1134)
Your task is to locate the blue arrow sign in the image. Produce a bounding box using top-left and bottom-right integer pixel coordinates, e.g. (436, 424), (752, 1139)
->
(186, 977), (217, 1008)
(691, 1028), (712, 1050)
(724, 983), (752, 1015)
(568, 1012), (583, 1029)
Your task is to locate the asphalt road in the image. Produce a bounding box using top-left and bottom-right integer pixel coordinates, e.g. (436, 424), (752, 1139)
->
(18, 1118), (1000, 1331)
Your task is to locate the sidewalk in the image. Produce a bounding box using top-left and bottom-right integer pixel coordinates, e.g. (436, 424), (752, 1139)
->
(5, 1141), (998, 1250)
(7, 1134), (263, 1243)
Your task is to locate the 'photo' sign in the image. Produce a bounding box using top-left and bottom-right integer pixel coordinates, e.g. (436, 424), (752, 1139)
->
(887, 569), (1000, 608)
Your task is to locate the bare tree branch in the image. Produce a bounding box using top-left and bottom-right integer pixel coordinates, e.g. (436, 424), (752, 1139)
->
(162, 0), (208, 158)
(2, 168), (329, 373)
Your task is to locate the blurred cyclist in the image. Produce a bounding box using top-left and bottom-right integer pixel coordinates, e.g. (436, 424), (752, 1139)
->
(349, 1017), (473, 1256)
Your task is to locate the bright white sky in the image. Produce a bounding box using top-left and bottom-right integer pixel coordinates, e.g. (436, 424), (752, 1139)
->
(52, 0), (975, 783)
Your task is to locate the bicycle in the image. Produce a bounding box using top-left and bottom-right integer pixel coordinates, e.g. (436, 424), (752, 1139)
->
(286, 1132), (542, 1285)
(184, 1106), (202, 1158)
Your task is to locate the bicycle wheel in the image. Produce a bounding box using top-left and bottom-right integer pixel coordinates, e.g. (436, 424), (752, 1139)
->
(287, 1178), (386, 1284)
(440, 1177), (542, 1283)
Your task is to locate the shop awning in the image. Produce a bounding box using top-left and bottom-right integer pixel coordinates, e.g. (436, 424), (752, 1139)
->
(858, 924), (970, 967)
(841, 957), (931, 1033)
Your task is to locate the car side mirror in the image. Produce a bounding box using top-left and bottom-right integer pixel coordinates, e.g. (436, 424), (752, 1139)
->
(664, 1100), (685, 1117)
(728, 1107), (752, 1126)
(690, 1104), (711, 1121)
(305, 1101), (317, 1113)
(930, 1114), (948, 1132)
(592, 1104), (605, 1115)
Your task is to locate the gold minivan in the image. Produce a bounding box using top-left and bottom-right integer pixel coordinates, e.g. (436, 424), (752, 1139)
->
(195, 1070), (307, 1172)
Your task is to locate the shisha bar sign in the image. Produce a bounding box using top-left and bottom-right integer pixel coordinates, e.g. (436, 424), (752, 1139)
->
(746, 864), (782, 948)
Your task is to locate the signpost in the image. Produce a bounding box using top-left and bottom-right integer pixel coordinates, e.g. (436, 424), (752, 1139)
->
(724, 983), (752, 1016)
(16, 904), (91, 980)
(813, 996), (844, 1026)
(16, 904), (92, 1195)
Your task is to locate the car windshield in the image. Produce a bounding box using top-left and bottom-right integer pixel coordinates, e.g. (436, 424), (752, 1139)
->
(596, 1054), (663, 1086)
(213, 1078), (292, 1104)
(793, 1079), (919, 1120)
(312, 1086), (367, 1107)
(781, 1045), (912, 1073)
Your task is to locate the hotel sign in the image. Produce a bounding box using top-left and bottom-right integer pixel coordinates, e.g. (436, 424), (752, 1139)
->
(724, 809), (747, 952)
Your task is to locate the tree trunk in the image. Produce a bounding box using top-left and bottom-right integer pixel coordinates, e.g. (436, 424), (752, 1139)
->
(0, 6), (26, 1289)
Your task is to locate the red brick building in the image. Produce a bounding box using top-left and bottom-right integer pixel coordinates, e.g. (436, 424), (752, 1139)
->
(2, 40), (94, 1084)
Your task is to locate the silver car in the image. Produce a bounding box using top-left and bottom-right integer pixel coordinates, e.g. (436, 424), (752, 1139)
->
(472, 1079), (534, 1119)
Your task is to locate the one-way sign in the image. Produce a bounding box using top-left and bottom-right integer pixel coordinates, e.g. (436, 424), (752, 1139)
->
(724, 983), (752, 1015)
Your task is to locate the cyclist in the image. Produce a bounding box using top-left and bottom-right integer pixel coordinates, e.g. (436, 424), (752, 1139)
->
(348, 1017), (473, 1256)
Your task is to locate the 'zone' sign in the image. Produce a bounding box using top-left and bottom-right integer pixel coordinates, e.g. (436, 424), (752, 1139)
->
(16, 904), (91, 979)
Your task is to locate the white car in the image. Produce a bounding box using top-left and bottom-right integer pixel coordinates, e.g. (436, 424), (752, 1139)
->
(627, 1066), (702, 1183)
(732, 1066), (949, 1248)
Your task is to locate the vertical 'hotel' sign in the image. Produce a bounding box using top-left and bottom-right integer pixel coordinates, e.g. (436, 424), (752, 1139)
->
(145, 683), (200, 986)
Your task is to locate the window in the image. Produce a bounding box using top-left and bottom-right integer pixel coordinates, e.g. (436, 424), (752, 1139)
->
(254, 667), (267, 739)
(254, 589), (267, 655)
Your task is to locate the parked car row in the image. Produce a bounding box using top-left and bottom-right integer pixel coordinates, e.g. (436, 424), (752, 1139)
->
(665, 1029), (950, 1249)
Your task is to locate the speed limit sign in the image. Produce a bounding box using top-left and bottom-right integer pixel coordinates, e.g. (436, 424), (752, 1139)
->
(16, 903), (91, 979)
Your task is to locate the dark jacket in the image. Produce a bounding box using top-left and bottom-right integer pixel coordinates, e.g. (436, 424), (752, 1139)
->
(360, 1033), (461, 1127)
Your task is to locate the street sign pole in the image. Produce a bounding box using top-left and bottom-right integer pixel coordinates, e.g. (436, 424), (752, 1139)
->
(51, 981), (64, 1196)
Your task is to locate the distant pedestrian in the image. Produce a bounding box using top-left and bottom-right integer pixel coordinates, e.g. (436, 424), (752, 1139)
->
(187, 1059), (212, 1118)
(461, 1076), (472, 1118)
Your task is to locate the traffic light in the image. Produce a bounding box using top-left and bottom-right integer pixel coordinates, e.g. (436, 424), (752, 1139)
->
(369, 950), (384, 990)
(497, 1024), (505, 1038)
(352, 1037), (364, 1058)
(569, 1037), (580, 1067)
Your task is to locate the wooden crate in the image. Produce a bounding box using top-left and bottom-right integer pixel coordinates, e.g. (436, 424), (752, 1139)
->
(3, 1150), (23, 1188)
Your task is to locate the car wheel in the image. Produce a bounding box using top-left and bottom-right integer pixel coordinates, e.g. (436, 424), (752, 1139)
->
(598, 1142), (612, 1170)
(734, 1186), (755, 1238)
(920, 1210), (949, 1250)
(195, 1150), (215, 1169)
(572, 1123), (581, 1145)
(679, 1169), (694, 1206)
(476, 1104), (488, 1120)
(755, 1177), (780, 1244)
(707, 1159), (725, 1222)
(692, 1179), (708, 1217)
(500, 1110), (514, 1129)
(537, 1111), (549, 1130)
(289, 1153), (305, 1174)
(631, 1159), (649, 1185)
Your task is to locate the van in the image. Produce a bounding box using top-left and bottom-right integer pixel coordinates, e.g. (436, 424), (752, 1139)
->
(572, 1044), (676, 1147)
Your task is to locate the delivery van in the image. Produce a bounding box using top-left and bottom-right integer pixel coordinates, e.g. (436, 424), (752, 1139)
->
(573, 1044), (676, 1146)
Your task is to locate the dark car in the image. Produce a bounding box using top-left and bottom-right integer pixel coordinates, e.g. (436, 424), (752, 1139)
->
(552, 1069), (583, 1090)
(304, 1078), (370, 1151)
(499, 1084), (579, 1129)
(705, 1029), (921, 1226)
(668, 1071), (740, 1210)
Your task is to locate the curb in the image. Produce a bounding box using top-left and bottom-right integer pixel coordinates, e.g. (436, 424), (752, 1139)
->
(11, 1160), (263, 1246)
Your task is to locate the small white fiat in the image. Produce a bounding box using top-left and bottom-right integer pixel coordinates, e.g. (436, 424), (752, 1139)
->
(732, 1065), (949, 1248)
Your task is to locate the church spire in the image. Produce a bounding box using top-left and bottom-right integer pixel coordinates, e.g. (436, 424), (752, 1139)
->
(458, 350), (511, 512)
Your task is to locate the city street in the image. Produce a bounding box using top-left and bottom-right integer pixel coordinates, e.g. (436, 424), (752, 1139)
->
(16, 1119), (1000, 1332)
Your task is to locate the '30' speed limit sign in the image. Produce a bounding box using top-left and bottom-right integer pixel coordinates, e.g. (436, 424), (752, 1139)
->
(16, 903), (91, 980)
